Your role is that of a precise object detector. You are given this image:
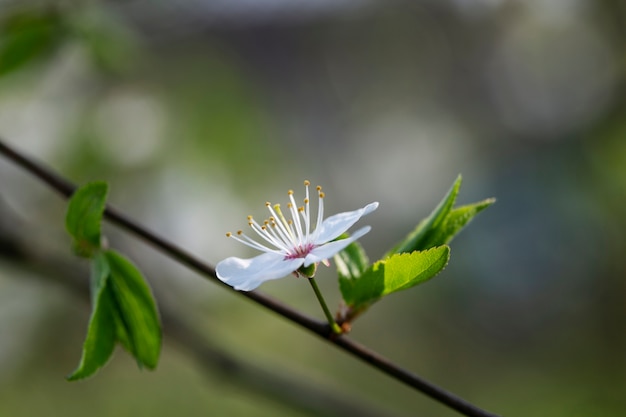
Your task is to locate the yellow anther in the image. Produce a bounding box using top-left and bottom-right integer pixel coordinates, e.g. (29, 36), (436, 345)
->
(288, 203), (293, 208)
(237, 230), (243, 235)
(226, 232), (232, 237)
(316, 185), (322, 191)
(265, 202), (271, 207)
(261, 225), (266, 230)
(304, 198), (309, 204)
(298, 206), (304, 212)
(288, 190), (294, 195)
(247, 215), (253, 220)
(319, 191), (325, 198)
(304, 180), (310, 186)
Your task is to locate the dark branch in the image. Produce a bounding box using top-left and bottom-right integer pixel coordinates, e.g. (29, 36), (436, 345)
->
(0, 138), (501, 417)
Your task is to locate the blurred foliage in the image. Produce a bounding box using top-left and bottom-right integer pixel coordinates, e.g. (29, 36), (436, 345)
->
(0, 9), (65, 75)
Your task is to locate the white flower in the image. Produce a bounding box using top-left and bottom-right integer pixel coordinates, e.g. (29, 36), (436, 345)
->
(216, 180), (378, 291)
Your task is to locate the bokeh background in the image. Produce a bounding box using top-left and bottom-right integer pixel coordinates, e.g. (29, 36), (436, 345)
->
(1, 1), (625, 416)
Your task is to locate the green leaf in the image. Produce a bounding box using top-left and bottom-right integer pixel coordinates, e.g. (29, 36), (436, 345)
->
(389, 176), (461, 255)
(111, 301), (134, 356)
(386, 175), (495, 256)
(67, 252), (116, 381)
(104, 250), (161, 369)
(337, 177), (493, 324)
(418, 198), (496, 249)
(341, 246), (450, 309)
(65, 182), (108, 257)
(380, 247), (450, 295)
(67, 250), (162, 380)
(0, 11), (64, 76)
(65, 182), (160, 378)
(334, 239), (369, 281)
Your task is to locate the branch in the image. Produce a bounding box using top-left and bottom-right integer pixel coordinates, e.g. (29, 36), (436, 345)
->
(0, 138), (501, 417)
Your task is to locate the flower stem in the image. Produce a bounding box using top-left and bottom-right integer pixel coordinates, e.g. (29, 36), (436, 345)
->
(307, 277), (342, 334)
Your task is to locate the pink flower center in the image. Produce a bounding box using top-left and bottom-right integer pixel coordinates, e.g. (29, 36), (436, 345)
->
(285, 242), (316, 260)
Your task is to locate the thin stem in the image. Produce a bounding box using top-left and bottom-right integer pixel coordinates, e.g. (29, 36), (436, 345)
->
(308, 277), (342, 334)
(0, 138), (501, 417)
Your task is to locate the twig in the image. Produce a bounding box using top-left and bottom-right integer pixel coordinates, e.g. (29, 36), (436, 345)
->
(0, 137), (502, 417)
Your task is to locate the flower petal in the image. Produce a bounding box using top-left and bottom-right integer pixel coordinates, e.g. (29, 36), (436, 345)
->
(314, 202), (378, 244)
(216, 252), (304, 291)
(304, 226), (371, 266)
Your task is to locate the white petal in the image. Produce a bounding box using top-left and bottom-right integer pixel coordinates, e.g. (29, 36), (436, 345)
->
(304, 226), (371, 266)
(314, 202), (378, 244)
(216, 252), (304, 291)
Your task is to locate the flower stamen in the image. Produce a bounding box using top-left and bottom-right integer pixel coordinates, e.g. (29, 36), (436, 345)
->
(266, 203), (293, 244)
(311, 187), (325, 242)
(288, 190), (305, 246)
(225, 229), (283, 255)
(247, 216), (289, 252)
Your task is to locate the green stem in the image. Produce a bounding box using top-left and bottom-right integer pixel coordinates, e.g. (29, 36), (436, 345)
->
(307, 277), (342, 334)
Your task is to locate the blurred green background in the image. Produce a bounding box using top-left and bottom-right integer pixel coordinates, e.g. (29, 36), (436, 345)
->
(1, 1), (625, 416)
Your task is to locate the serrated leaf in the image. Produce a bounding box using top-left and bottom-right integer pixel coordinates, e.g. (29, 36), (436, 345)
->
(66, 182), (108, 257)
(67, 252), (116, 381)
(418, 198), (496, 248)
(105, 250), (161, 369)
(341, 246), (450, 309)
(389, 176), (461, 255)
(380, 247), (450, 295)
